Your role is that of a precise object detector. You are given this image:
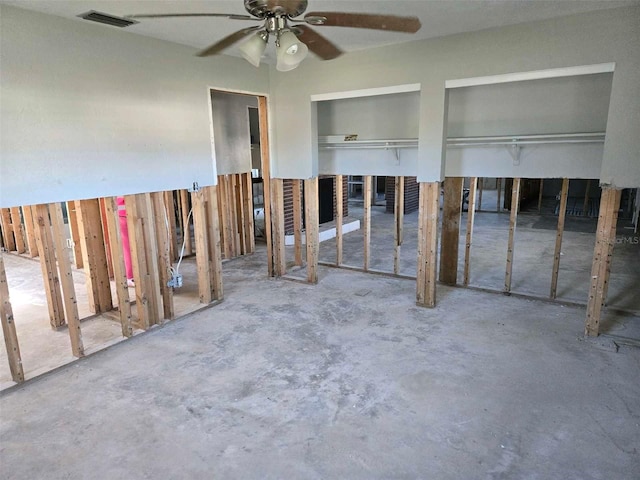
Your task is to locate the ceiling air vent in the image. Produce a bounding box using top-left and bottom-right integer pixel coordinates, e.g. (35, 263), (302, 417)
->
(78, 11), (138, 28)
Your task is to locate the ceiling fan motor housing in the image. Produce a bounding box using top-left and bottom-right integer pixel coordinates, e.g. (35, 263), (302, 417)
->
(244, 0), (308, 19)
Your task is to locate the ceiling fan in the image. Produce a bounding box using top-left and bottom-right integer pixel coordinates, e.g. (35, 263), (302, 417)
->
(127, 0), (421, 71)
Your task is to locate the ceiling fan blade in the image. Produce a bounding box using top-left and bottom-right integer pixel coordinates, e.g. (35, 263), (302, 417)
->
(304, 12), (421, 33)
(196, 26), (261, 57)
(126, 13), (260, 21)
(294, 25), (342, 60)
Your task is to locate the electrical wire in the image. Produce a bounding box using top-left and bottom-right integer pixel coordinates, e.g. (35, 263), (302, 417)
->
(173, 207), (193, 277)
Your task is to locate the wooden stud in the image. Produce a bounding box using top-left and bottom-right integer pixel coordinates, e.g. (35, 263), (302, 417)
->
(124, 195), (161, 328)
(192, 188), (213, 304)
(228, 175), (237, 257)
(229, 174), (241, 256)
(49, 203), (84, 357)
(124, 196), (148, 328)
(66, 201), (83, 268)
(242, 173), (255, 254)
(98, 198), (114, 279)
(76, 199), (113, 314)
(231, 174), (239, 256)
(216, 182), (226, 256)
(33, 204), (65, 328)
(439, 177), (464, 285)
(138, 194), (162, 323)
(496, 178), (502, 212)
(583, 179), (591, 216)
(363, 175), (372, 271)
(164, 191), (179, 262)
(585, 188), (621, 336)
(538, 179), (544, 213)
(271, 178), (286, 276)
(416, 182), (440, 307)
(600, 188), (622, 309)
(205, 186), (224, 301)
(235, 174), (247, 255)
(179, 189), (193, 255)
(219, 176), (233, 259)
(504, 178), (521, 293)
(152, 192), (175, 320)
(258, 96), (275, 276)
(9, 207), (25, 254)
(335, 175), (343, 266)
(393, 176), (405, 275)
(550, 178), (569, 299)
(292, 179), (303, 266)
(463, 177), (478, 286)
(103, 197), (133, 337)
(304, 177), (319, 284)
(21, 206), (39, 258)
(0, 253), (24, 383)
(0, 209), (16, 251)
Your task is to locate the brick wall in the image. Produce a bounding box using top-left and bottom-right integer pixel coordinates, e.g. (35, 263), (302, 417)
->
(385, 176), (420, 214)
(283, 176), (349, 235)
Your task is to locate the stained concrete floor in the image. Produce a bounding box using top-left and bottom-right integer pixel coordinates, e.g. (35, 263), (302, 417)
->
(1, 248), (639, 479)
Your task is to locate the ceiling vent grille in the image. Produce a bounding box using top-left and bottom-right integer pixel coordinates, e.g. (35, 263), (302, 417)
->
(78, 11), (138, 28)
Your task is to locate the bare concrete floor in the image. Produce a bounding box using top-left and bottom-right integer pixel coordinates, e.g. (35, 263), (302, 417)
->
(1, 248), (639, 479)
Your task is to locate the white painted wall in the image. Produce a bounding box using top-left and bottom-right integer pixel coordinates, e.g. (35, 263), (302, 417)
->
(269, 6), (640, 187)
(0, 5), (269, 207)
(447, 73), (612, 137)
(445, 144), (603, 179)
(317, 92), (420, 140)
(211, 91), (257, 175)
(316, 91), (419, 176)
(318, 148), (418, 177)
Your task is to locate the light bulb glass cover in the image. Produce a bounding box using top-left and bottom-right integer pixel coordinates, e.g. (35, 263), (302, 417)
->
(276, 30), (308, 71)
(239, 32), (268, 68)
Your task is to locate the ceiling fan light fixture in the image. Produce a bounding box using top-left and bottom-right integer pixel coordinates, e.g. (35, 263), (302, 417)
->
(276, 30), (308, 71)
(239, 31), (268, 67)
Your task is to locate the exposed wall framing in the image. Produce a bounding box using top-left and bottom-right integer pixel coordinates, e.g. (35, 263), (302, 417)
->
(416, 182), (440, 307)
(393, 176), (405, 275)
(0, 253), (24, 383)
(463, 177), (478, 286)
(76, 199), (113, 314)
(33, 203), (66, 328)
(585, 188), (622, 336)
(504, 178), (521, 293)
(304, 178), (319, 284)
(550, 178), (569, 299)
(49, 202), (84, 357)
(335, 175), (344, 266)
(217, 173), (255, 260)
(440, 177), (464, 285)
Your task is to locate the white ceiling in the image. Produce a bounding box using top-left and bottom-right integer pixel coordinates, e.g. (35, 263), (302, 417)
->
(3, 0), (638, 61)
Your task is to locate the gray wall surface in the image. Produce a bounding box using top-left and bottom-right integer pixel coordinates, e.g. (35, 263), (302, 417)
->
(317, 92), (420, 140)
(211, 92), (257, 175)
(446, 73), (613, 137)
(0, 5), (269, 207)
(269, 6), (639, 188)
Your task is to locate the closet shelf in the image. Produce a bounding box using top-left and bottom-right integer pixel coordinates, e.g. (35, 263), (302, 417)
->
(318, 132), (605, 150)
